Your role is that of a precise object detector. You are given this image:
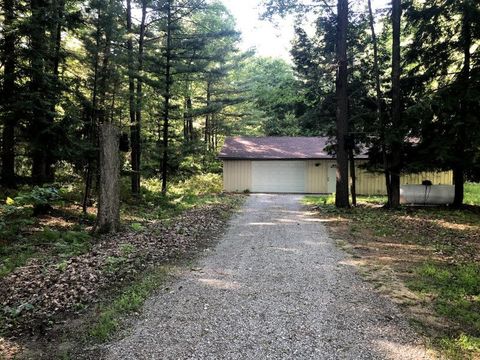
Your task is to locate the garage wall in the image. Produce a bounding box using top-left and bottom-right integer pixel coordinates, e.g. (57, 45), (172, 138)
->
(355, 161), (453, 195)
(306, 160), (329, 193)
(223, 160), (251, 192)
(401, 171), (453, 186)
(223, 159), (453, 195)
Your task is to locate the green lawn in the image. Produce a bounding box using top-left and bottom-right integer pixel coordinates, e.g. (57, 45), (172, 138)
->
(304, 183), (480, 359)
(305, 182), (480, 207)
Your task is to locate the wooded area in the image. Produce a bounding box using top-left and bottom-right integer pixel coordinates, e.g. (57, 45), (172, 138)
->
(1, 0), (477, 214)
(0, 0), (248, 195)
(264, 0), (480, 208)
(0, 0), (480, 357)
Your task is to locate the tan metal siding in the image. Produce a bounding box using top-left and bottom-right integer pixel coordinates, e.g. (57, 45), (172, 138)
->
(355, 168), (386, 195)
(223, 160), (252, 192)
(306, 160), (329, 193)
(223, 159), (453, 195)
(355, 162), (453, 195)
(401, 171), (453, 186)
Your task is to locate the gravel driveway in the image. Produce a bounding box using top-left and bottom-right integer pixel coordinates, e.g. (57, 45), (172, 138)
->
(104, 194), (432, 360)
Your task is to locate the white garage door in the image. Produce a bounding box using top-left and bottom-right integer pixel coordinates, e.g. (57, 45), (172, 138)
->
(252, 161), (306, 193)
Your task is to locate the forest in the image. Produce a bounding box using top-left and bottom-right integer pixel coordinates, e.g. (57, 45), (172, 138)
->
(0, 0), (478, 210)
(0, 0), (480, 358)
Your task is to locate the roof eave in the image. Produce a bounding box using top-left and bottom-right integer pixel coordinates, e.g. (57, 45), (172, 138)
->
(219, 157), (368, 160)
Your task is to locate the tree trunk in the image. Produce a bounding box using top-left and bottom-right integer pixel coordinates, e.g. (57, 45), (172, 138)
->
(95, 123), (120, 233)
(367, 0), (391, 204)
(212, 114), (217, 151)
(97, 17), (112, 124)
(348, 144), (357, 207)
(453, 1), (471, 208)
(335, 0), (350, 208)
(214, 118), (218, 151)
(183, 49), (197, 143)
(205, 80), (211, 150)
(188, 100), (194, 141)
(1, 0), (17, 188)
(183, 94), (193, 141)
(161, 0), (173, 194)
(45, 0), (66, 183)
(390, 0), (402, 208)
(126, 0), (140, 195)
(83, 9), (102, 213)
(131, 0), (147, 195)
(30, 0), (49, 185)
(453, 167), (464, 207)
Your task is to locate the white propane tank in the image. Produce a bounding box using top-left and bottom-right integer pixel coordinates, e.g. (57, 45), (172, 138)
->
(400, 185), (455, 205)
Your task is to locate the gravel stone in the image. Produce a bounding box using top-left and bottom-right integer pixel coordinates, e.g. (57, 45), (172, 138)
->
(104, 194), (433, 360)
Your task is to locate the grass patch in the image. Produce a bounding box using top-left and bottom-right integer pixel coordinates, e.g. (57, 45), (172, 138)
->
(465, 183), (480, 206)
(305, 182), (480, 207)
(436, 334), (480, 360)
(121, 174), (226, 222)
(304, 194), (387, 208)
(410, 263), (480, 333)
(305, 189), (480, 358)
(88, 266), (171, 342)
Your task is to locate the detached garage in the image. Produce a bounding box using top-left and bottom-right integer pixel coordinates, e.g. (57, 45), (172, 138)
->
(219, 137), (453, 195)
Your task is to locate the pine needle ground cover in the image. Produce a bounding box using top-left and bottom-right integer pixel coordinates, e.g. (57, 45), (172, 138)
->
(304, 183), (480, 359)
(0, 174), (243, 359)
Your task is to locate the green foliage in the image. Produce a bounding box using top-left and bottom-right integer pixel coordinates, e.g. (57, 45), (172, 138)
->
(1, 186), (64, 218)
(304, 194), (335, 206)
(409, 262), (480, 354)
(0, 230), (91, 278)
(121, 174), (233, 222)
(130, 223), (144, 232)
(170, 174), (223, 196)
(3, 302), (35, 319)
(177, 152), (223, 177)
(0, 213), (35, 242)
(437, 334), (480, 360)
(465, 183), (480, 206)
(104, 256), (127, 274)
(0, 183), (94, 277)
(402, 0), (480, 176)
(304, 194), (387, 207)
(88, 267), (170, 342)
(37, 230), (92, 258)
(233, 57), (306, 136)
(119, 243), (136, 256)
(0, 247), (37, 278)
(11, 186), (61, 207)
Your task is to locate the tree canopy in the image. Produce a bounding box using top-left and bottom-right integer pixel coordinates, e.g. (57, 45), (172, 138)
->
(0, 0), (479, 208)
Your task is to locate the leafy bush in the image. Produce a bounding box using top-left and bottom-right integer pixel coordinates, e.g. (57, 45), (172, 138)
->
(178, 155), (203, 175)
(465, 183), (480, 206)
(3, 186), (64, 216)
(170, 174), (223, 196)
(14, 186), (62, 206)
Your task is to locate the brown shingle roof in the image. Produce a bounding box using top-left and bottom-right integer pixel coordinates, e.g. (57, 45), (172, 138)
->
(218, 136), (368, 160)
